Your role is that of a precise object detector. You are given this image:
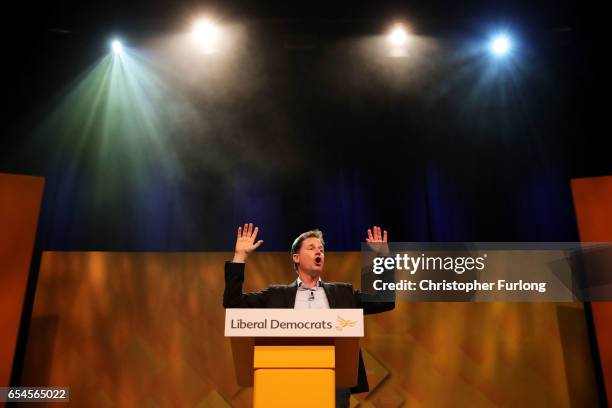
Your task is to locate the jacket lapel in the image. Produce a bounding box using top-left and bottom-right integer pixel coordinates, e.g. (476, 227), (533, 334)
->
(285, 279), (298, 308)
(322, 282), (335, 308)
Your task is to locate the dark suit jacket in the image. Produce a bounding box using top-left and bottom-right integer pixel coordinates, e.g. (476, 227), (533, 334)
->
(223, 261), (395, 394)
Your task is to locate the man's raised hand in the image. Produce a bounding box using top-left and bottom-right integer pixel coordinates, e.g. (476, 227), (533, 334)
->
(366, 225), (389, 255)
(233, 223), (263, 263)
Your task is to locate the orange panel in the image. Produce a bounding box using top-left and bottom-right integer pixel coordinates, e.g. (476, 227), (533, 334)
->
(571, 175), (612, 405)
(0, 173), (44, 391)
(23, 251), (593, 406)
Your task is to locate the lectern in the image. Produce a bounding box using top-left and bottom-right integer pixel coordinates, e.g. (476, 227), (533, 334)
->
(225, 308), (364, 408)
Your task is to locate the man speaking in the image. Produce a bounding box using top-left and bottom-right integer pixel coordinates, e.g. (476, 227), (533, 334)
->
(223, 223), (395, 407)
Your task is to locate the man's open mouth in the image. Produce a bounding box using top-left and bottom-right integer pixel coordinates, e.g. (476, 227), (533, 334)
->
(315, 257), (322, 265)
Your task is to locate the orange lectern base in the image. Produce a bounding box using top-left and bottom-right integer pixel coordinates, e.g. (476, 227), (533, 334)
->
(253, 345), (335, 408)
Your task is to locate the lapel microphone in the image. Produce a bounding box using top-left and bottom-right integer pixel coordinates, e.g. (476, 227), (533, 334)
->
(308, 289), (315, 301)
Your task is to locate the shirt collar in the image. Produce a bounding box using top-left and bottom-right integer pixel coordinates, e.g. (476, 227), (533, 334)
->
(296, 275), (323, 288)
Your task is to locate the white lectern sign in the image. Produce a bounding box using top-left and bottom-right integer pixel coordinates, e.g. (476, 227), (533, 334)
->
(225, 308), (364, 337)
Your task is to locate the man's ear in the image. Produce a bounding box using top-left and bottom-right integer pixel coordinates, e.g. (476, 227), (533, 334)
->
(292, 253), (300, 266)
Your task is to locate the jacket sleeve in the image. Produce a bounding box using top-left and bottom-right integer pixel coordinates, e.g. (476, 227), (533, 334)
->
(353, 288), (395, 315)
(353, 265), (395, 315)
(223, 261), (270, 308)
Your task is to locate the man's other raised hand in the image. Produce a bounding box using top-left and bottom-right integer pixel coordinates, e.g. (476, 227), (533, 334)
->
(233, 223), (263, 263)
(366, 225), (389, 255)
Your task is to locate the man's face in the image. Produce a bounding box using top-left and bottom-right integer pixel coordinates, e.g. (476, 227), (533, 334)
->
(293, 237), (324, 275)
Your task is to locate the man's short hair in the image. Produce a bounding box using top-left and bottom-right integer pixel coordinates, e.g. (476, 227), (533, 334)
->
(290, 229), (325, 270)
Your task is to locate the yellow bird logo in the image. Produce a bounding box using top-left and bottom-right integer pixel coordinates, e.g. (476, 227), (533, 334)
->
(335, 316), (357, 331)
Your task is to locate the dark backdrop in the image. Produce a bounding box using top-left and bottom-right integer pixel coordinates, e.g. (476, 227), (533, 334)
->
(1, 0), (607, 251)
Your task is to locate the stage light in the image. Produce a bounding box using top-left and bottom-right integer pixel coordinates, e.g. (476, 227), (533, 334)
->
(489, 34), (512, 56)
(192, 19), (219, 51)
(388, 25), (408, 45)
(111, 40), (123, 54)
